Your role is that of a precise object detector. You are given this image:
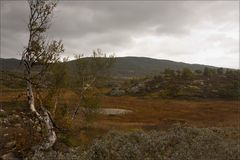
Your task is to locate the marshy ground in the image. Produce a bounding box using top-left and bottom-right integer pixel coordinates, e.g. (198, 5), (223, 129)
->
(0, 90), (239, 159)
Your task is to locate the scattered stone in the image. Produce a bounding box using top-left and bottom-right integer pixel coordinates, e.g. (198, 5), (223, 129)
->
(0, 109), (5, 112)
(192, 80), (204, 86)
(29, 119), (34, 123)
(1, 152), (19, 160)
(36, 126), (42, 132)
(3, 133), (9, 137)
(14, 115), (20, 119)
(127, 86), (140, 94)
(14, 124), (21, 127)
(110, 87), (126, 96)
(5, 141), (16, 149)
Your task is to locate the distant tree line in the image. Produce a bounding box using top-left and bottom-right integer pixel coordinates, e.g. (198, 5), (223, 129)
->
(125, 67), (240, 99)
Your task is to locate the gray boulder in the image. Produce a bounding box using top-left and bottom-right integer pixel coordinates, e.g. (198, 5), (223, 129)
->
(109, 88), (126, 96)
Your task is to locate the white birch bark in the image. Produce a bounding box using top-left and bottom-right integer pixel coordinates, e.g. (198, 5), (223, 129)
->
(39, 108), (57, 150)
(52, 97), (58, 118)
(23, 0), (60, 150)
(26, 77), (57, 150)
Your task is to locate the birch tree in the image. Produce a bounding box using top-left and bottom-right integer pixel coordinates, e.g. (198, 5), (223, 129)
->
(71, 49), (115, 121)
(22, 0), (63, 150)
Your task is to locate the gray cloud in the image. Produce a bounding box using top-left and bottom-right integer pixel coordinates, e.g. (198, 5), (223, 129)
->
(1, 1), (239, 68)
(50, 1), (196, 38)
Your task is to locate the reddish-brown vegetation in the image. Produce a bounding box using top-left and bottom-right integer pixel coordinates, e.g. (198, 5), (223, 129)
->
(99, 96), (239, 129)
(0, 90), (239, 158)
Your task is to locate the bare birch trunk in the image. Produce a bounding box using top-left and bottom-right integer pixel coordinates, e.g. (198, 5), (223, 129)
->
(27, 80), (38, 114)
(52, 97), (58, 118)
(22, 0), (61, 151)
(39, 108), (57, 150)
(72, 78), (96, 120)
(26, 76), (57, 150)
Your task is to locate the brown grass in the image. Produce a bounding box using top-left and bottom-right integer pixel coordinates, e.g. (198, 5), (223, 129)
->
(98, 96), (239, 130)
(0, 90), (239, 147)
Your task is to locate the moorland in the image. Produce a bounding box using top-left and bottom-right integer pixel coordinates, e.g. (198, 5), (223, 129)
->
(0, 57), (239, 159)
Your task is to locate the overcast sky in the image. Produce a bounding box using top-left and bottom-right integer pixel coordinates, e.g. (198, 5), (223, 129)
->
(1, 1), (239, 68)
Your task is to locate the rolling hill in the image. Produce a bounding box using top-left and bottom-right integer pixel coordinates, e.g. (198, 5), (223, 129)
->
(0, 57), (217, 77)
(109, 57), (216, 77)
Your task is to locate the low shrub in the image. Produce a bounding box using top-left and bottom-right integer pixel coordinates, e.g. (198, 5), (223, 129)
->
(28, 125), (240, 160)
(84, 125), (239, 160)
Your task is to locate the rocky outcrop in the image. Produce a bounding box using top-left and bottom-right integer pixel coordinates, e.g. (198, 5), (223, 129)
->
(109, 87), (126, 96)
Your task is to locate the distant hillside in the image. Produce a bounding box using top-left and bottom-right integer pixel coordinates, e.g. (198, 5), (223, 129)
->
(0, 58), (24, 72)
(110, 57), (216, 77)
(0, 57), (217, 77)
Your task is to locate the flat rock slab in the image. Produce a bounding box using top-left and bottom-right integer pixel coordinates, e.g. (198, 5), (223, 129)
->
(78, 107), (133, 115)
(100, 108), (132, 115)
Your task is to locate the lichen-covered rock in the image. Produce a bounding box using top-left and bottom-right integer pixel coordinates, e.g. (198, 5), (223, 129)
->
(127, 86), (140, 94)
(109, 88), (126, 96)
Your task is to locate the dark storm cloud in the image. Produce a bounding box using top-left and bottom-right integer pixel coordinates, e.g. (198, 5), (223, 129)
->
(1, 1), (239, 68)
